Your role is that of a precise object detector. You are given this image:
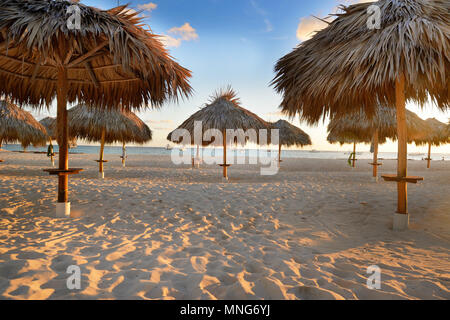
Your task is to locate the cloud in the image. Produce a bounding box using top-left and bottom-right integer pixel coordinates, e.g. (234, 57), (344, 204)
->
(160, 35), (182, 48)
(168, 23), (199, 41)
(137, 2), (158, 12)
(250, 0), (266, 16)
(296, 16), (331, 41)
(161, 23), (198, 48)
(296, 0), (373, 41)
(264, 19), (273, 32)
(250, 0), (273, 33)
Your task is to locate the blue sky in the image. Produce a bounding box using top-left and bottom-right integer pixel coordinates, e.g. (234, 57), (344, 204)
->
(33, 0), (449, 153)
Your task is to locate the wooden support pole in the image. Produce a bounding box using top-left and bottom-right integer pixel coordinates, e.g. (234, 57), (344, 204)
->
(122, 141), (126, 167)
(352, 142), (356, 168)
(427, 143), (431, 169)
(278, 143), (282, 166)
(396, 73), (408, 214)
(56, 67), (69, 203)
(223, 130), (227, 179)
(373, 129), (379, 178)
(49, 138), (54, 166)
(99, 128), (106, 173)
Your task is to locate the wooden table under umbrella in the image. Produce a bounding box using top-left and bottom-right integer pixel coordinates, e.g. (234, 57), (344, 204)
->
(271, 120), (311, 166)
(272, 0), (449, 230)
(168, 87), (271, 180)
(67, 104), (152, 178)
(0, 99), (47, 160)
(0, 1), (191, 216)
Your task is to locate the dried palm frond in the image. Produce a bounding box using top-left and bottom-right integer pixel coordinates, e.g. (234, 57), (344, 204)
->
(272, 0), (449, 124)
(0, 99), (47, 148)
(272, 120), (311, 147)
(0, 0), (192, 110)
(167, 87), (270, 146)
(67, 104), (152, 144)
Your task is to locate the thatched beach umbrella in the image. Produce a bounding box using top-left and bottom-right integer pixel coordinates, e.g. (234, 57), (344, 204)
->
(413, 118), (449, 168)
(68, 104), (152, 177)
(272, 0), (449, 229)
(40, 117), (77, 166)
(0, 99), (47, 153)
(0, 0), (191, 216)
(168, 88), (271, 180)
(327, 128), (376, 169)
(272, 120), (311, 165)
(327, 107), (430, 174)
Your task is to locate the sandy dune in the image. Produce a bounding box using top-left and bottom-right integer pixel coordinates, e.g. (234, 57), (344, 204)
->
(0, 149), (449, 300)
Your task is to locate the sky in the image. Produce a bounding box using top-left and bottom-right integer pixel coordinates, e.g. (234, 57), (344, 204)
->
(31, 0), (449, 154)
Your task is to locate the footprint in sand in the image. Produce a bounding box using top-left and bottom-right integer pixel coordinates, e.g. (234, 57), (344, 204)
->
(190, 256), (208, 273)
(105, 244), (136, 262)
(291, 286), (345, 300)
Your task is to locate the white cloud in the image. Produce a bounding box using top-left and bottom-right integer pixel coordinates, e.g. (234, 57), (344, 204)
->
(137, 2), (158, 12)
(264, 19), (273, 32)
(161, 23), (198, 48)
(296, 0), (373, 41)
(250, 0), (273, 33)
(160, 35), (182, 48)
(168, 23), (199, 41)
(296, 16), (331, 41)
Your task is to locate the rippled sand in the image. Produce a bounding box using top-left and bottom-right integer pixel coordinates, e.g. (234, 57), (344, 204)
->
(0, 149), (449, 299)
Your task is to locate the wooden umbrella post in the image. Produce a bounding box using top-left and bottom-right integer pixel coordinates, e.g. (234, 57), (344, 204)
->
(121, 141), (126, 167)
(222, 130), (228, 180)
(427, 142), (431, 169)
(396, 74), (408, 215)
(98, 128), (106, 178)
(278, 143), (282, 167)
(372, 129), (379, 179)
(49, 139), (55, 167)
(56, 66), (70, 216)
(382, 73), (423, 230)
(195, 144), (200, 168)
(352, 142), (356, 168)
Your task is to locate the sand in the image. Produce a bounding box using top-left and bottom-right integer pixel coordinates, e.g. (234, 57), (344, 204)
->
(0, 149), (449, 300)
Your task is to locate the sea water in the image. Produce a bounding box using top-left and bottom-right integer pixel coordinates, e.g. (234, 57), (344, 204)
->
(2, 144), (449, 161)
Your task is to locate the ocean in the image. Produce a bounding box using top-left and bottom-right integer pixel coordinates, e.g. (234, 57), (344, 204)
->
(2, 144), (449, 161)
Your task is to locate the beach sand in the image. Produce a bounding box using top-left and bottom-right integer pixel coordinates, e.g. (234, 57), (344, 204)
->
(0, 149), (449, 300)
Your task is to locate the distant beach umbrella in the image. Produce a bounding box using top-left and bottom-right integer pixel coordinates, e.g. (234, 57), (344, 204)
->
(271, 120), (311, 165)
(40, 117), (78, 147)
(0, 100), (47, 152)
(327, 107), (430, 174)
(67, 104), (152, 177)
(167, 87), (271, 179)
(413, 118), (449, 168)
(0, 0), (191, 215)
(272, 0), (449, 228)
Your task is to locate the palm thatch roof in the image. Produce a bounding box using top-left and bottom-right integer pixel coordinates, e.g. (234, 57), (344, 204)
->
(0, 99), (47, 148)
(0, 0), (192, 110)
(39, 116), (77, 147)
(327, 107), (430, 145)
(67, 104), (152, 144)
(272, 120), (312, 147)
(272, 0), (449, 124)
(167, 87), (271, 146)
(413, 118), (450, 146)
